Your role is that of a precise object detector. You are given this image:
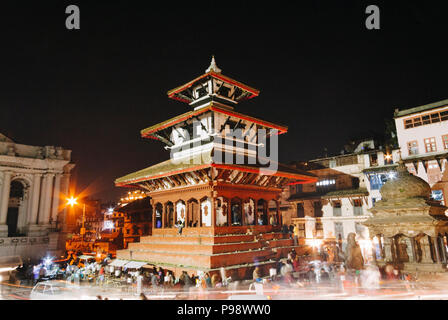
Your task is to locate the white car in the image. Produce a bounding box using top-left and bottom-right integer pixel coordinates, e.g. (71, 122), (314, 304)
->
(30, 280), (96, 300)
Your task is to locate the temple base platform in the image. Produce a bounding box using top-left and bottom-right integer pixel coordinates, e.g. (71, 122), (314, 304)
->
(116, 225), (311, 279)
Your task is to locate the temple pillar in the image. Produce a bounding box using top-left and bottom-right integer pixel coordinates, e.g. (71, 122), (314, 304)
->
(26, 174), (42, 235)
(404, 237), (414, 263)
(253, 200), (258, 226)
(383, 237), (393, 262)
(439, 236), (447, 263)
(276, 200), (281, 226)
(433, 237), (441, 263)
(211, 196), (216, 227)
(50, 174), (61, 228)
(151, 200), (155, 230)
(0, 171), (12, 236)
(61, 173), (71, 232)
(39, 174), (54, 226)
(410, 237), (417, 263)
(227, 199), (231, 227)
(420, 235), (434, 263)
(162, 204), (166, 228)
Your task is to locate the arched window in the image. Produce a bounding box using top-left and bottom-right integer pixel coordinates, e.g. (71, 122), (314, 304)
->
(231, 198), (242, 226)
(187, 198), (199, 227)
(216, 197), (229, 227)
(165, 202), (174, 228)
(7, 180), (27, 236)
(175, 200), (186, 225)
(243, 198), (255, 226)
(257, 199), (267, 225)
(268, 200), (278, 226)
(200, 197), (212, 227)
(155, 203), (163, 229)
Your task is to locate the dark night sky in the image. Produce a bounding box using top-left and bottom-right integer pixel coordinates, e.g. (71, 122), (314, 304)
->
(0, 1), (447, 202)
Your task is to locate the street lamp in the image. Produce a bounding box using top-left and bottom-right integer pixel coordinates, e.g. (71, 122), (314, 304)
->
(67, 197), (86, 241)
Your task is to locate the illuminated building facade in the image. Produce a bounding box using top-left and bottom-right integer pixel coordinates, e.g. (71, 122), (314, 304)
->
(286, 140), (401, 250)
(395, 99), (448, 205)
(0, 133), (74, 261)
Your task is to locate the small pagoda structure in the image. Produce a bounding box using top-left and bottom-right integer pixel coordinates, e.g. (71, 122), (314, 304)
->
(114, 57), (316, 279)
(364, 160), (448, 273)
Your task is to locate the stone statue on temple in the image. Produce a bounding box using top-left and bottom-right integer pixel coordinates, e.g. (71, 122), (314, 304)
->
(344, 232), (364, 271)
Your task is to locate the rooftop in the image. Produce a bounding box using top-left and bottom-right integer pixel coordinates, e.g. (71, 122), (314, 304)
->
(394, 98), (448, 118)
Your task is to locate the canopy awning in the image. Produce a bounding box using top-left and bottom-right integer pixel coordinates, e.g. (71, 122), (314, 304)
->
(124, 261), (147, 269)
(108, 259), (129, 267)
(78, 255), (96, 260)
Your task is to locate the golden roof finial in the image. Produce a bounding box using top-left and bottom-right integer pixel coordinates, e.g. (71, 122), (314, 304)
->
(205, 55), (222, 73)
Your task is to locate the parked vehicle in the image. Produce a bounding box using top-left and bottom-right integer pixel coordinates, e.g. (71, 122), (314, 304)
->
(29, 280), (95, 300)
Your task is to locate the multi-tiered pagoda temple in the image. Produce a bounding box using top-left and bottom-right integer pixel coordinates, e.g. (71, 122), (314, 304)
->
(114, 58), (317, 279)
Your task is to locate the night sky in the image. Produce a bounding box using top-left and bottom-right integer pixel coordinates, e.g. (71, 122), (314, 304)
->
(0, 1), (447, 202)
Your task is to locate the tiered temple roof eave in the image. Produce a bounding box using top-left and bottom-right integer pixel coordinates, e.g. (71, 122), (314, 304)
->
(114, 151), (317, 189)
(167, 71), (260, 103)
(140, 103), (289, 139)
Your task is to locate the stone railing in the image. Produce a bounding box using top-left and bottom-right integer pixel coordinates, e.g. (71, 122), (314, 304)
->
(0, 236), (50, 246)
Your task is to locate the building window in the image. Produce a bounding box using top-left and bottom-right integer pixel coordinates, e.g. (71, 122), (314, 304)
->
(353, 199), (363, 216)
(431, 190), (444, 205)
(407, 141), (419, 155)
(296, 203), (305, 218)
(315, 222), (323, 238)
(316, 179), (336, 187)
(369, 153), (378, 166)
(298, 223), (305, 238)
(313, 201), (323, 218)
(403, 109), (448, 129)
(424, 137), (437, 153)
(369, 173), (389, 190)
(332, 201), (342, 216)
(316, 178), (336, 193)
(443, 135), (448, 150)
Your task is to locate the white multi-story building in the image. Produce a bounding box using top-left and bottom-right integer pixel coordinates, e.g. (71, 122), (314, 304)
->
(394, 99), (448, 205)
(0, 133), (74, 262)
(286, 140), (400, 246)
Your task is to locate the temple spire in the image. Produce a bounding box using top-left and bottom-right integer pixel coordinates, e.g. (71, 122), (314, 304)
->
(205, 55), (222, 73)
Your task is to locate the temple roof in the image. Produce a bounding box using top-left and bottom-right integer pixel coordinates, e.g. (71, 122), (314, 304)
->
(115, 150), (316, 187)
(140, 103), (288, 139)
(167, 57), (260, 104)
(394, 98), (448, 118)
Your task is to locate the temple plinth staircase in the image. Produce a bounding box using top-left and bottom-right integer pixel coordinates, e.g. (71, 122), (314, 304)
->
(116, 226), (311, 279)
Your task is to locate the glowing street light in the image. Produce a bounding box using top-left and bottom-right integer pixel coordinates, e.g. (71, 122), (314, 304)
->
(67, 196), (78, 206)
(67, 196), (87, 241)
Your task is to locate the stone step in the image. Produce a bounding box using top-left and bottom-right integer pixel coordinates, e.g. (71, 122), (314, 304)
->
(118, 247), (274, 269)
(139, 234), (255, 245)
(127, 241), (262, 255)
(266, 238), (294, 248)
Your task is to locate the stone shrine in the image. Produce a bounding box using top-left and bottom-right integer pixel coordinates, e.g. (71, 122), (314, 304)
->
(364, 160), (448, 273)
